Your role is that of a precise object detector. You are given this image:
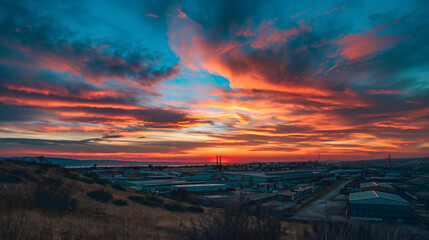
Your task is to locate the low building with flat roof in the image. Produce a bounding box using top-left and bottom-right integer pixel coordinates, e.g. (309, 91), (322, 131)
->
(348, 191), (410, 222)
(360, 181), (395, 193)
(137, 180), (205, 192)
(171, 183), (227, 192)
(223, 170), (319, 188)
(277, 192), (296, 202)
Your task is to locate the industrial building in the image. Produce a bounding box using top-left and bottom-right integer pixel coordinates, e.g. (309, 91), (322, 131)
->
(171, 183), (227, 192)
(294, 186), (313, 199)
(224, 170), (319, 188)
(360, 181), (395, 193)
(139, 180), (206, 192)
(349, 191), (411, 222)
(277, 192), (296, 202)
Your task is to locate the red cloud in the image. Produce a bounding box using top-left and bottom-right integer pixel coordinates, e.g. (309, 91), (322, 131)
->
(145, 13), (159, 18)
(177, 8), (188, 19)
(167, 11), (329, 96)
(336, 22), (409, 61)
(366, 89), (402, 95)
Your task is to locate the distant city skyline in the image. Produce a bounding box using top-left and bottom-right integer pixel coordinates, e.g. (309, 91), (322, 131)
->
(0, 0), (428, 162)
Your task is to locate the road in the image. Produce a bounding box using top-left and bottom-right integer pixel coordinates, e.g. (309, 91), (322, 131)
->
(291, 179), (353, 221)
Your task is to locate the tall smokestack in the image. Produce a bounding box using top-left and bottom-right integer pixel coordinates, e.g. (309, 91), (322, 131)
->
(389, 154), (391, 169)
(219, 155), (222, 172)
(216, 156), (218, 168)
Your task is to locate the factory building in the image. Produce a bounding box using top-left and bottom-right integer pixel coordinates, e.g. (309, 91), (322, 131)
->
(139, 180), (207, 192)
(293, 186), (313, 199)
(189, 172), (213, 181)
(224, 170), (319, 188)
(360, 181), (395, 193)
(277, 192), (296, 202)
(348, 191), (411, 222)
(171, 183), (227, 192)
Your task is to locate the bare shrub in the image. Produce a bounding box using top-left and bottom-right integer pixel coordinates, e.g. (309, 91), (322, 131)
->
(0, 209), (54, 240)
(0, 174), (21, 183)
(0, 187), (31, 211)
(186, 205), (204, 213)
(80, 177), (94, 184)
(163, 202), (185, 212)
(299, 220), (423, 240)
(111, 183), (126, 191)
(128, 195), (163, 207)
(113, 200), (128, 206)
(87, 190), (113, 203)
(30, 177), (79, 212)
(183, 207), (282, 240)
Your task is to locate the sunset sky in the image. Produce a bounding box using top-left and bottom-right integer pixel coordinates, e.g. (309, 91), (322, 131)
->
(0, 0), (428, 162)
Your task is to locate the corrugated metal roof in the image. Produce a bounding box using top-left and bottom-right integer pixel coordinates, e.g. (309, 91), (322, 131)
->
(173, 184), (226, 187)
(349, 191), (408, 204)
(279, 192), (296, 196)
(360, 181), (394, 189)
(350, 191), (377, 200)
(202, 195), (228, 199)
(376, 191), (408, 202)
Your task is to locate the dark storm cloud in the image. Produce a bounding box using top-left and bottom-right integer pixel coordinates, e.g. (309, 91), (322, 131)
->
(0, 137), (102, 146)
(0, 103), (44, 122)
(0, 0), (428, 161)
(324, 10), (429, 95)
(0, 1), (198, 131)
(53, 106), (201, 124)
(142, 0), (263, 32)
(0, 66), (143, 107)
(0, 1), (180, 85)
(167, 0), (429, 103)
(163, 0), (429, 157)
(102, 134), (124, 139)
(0, 137), (212, 154)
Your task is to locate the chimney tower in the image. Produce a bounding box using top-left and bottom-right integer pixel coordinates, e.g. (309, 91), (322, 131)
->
(219, 155), (222, 172)
(216, 156), (218, 168)
(389, 154), (392, 169)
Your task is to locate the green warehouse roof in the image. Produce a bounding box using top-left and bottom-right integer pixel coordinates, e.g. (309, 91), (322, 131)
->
(349, 191), (409, 205)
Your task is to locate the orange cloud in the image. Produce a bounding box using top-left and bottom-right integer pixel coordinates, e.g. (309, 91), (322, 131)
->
(336, 22), (409, 60)
(366, 89), (402, 95)
(145, 13), (159, 18)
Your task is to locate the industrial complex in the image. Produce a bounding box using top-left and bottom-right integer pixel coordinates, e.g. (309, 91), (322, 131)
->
(74, 156), (429, 225)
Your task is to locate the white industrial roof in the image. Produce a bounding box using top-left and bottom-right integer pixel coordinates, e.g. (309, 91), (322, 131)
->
(360, 181), (394, 189)
(173, 184), (226, 187)
(203, 195), (228, 199)
(349, 191), (409, 205)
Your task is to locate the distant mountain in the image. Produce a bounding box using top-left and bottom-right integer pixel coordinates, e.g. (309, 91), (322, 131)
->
(0, 157), (186, 167)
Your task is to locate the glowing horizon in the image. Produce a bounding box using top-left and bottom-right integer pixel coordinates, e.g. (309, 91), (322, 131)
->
(0, 0), (428, 163)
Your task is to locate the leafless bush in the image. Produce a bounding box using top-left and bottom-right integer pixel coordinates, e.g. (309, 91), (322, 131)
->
(183, 207), (282, 240)
(300, 220), (424, 240)
(0, 208), (153, 240)
(0, 209), (54, 240)
(30, 177), (79, 212)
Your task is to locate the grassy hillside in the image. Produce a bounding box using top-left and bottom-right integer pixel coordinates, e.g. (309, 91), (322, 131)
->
(1, 160), (426, 240)
(0, 160), (203, 240)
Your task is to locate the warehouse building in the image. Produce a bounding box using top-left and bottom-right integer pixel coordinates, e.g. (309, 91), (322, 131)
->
(171, 183), (227, 192)
(139, 180), (207, 192)
(277, 192), (296, 202)
(224, 170), (319, 188)
(348, 191), (411, 222)
(360, 181), (395, 193)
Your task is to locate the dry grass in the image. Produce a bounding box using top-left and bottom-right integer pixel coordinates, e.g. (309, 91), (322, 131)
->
(293, 220), (427, 240)
(0, 160), (201, 240)
(0, 160), (427, 240)
(183, 207), (283, 240)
